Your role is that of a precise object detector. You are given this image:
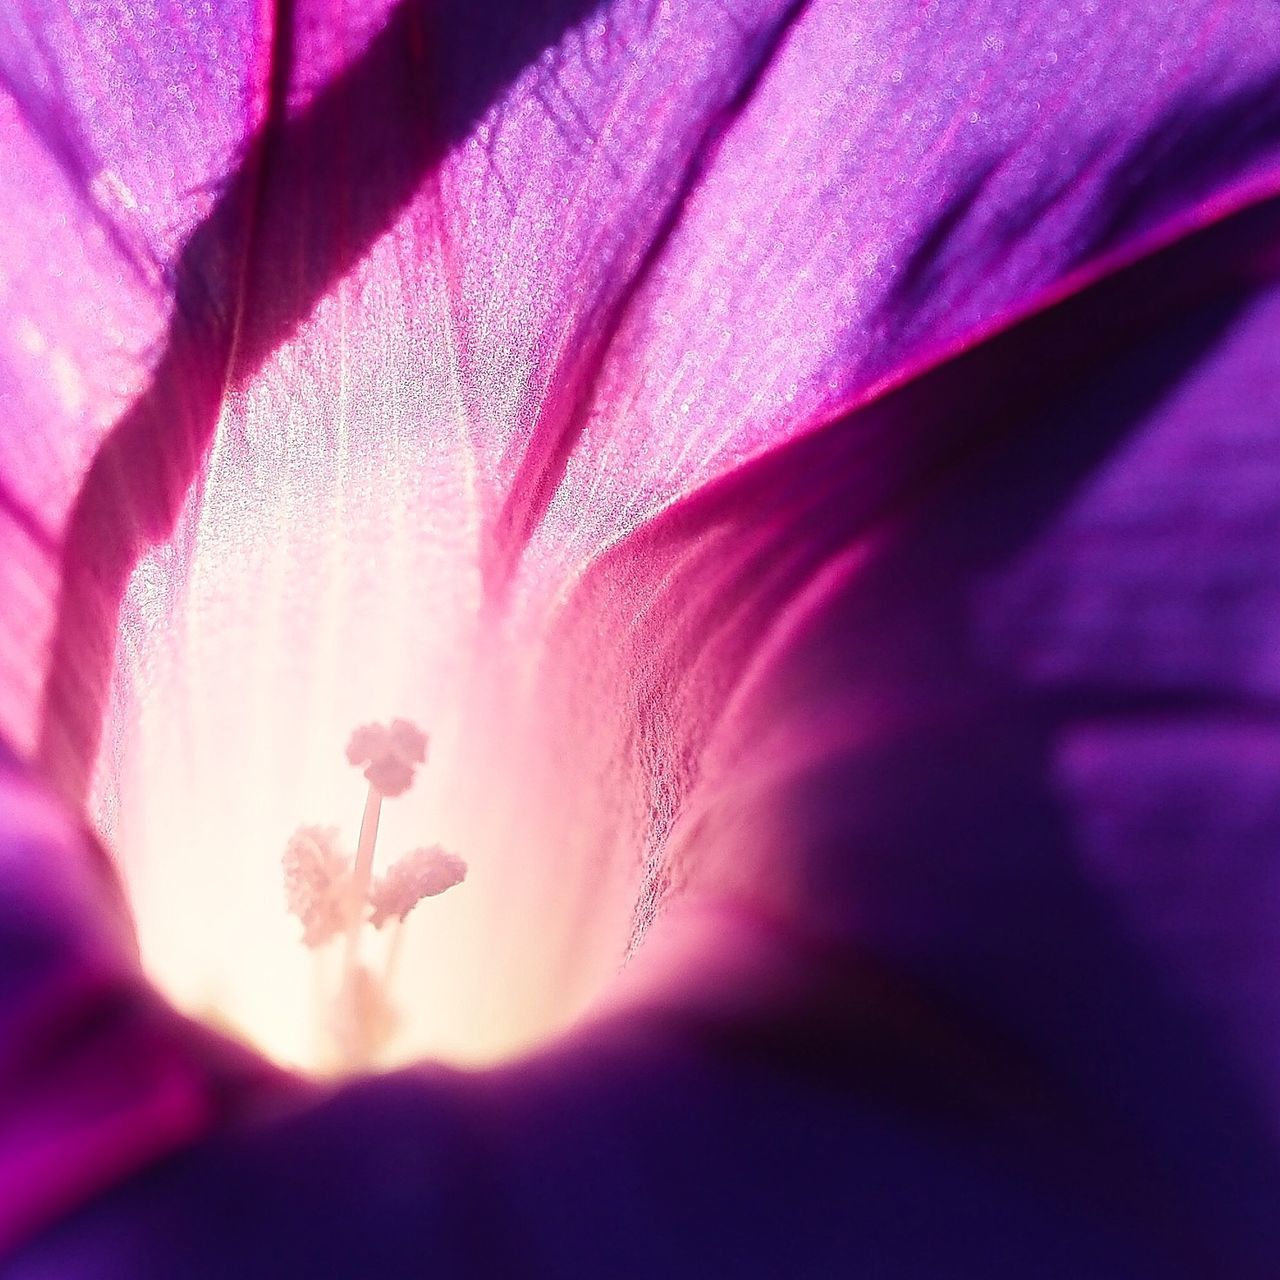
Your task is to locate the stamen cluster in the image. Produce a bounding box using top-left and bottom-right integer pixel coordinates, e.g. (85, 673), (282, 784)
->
(281, 718), (466, 1070)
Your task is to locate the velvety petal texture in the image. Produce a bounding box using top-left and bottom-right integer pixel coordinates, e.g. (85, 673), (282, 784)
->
(1, 0), (1279, 1274)
(554, 222), (1280, 1272)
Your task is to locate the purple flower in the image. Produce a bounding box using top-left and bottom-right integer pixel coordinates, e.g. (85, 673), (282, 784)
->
(1, 0), (1280, 1275)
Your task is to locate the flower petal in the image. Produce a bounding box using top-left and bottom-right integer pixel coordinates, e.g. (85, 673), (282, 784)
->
(0, 748), (290, 1255)
(0, 0), (277, 762)
(532, 197), (1280, 1268)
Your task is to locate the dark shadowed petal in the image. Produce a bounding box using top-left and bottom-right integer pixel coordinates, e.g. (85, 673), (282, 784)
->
(531, 200), (1280, 1272)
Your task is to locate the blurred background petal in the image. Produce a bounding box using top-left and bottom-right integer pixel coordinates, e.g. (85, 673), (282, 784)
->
(539, 203), (1280, 1273)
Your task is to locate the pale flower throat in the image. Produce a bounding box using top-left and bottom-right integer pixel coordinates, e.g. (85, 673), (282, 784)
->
(282, 718), (467, 1072)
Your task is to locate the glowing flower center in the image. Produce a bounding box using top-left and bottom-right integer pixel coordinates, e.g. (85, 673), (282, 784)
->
(281, 718), (466, 1073)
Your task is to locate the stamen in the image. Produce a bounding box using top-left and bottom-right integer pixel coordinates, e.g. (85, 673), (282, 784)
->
(369, 845), (468, 929)
(281, 718), (466, 1072)
(282, 826), (350, 948)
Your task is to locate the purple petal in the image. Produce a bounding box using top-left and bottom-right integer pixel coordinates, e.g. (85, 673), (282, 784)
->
(0, 0), (276, 765)
(1, 1), (1280, 1272)
(532, 198), (1280, 1269)
(12, 0), (1272, 797)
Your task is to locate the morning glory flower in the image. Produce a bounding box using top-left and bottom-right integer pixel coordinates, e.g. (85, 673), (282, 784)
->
(1, 0), (1280, 1275)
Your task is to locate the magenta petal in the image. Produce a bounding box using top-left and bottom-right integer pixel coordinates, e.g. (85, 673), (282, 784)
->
(0, 0), (276, 764)
(9, 0), (1270, 796)
(0, 0), (1274, 797)
(0, 751), (291, 1253)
